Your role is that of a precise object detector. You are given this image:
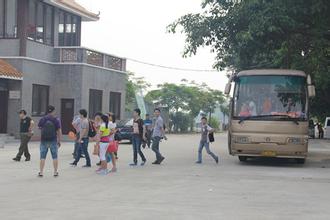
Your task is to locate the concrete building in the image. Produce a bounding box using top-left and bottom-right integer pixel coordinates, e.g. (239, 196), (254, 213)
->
(0, 0), (127, 138)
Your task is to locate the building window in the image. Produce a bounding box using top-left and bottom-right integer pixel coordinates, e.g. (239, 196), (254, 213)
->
(27, 0), (53, 45)
(44, 5), (53, 45)
(0, 0), (17, 38)
(27, 0), (36, 40)
(109, 92), (121, 119)
(36, 2), (44, 43)
(32, 84), (49, 116)
(5, 0), (17, 38)
(89, 89), (103, 119)
(58, 11), (65, 46)
(58, 10), (80, 46)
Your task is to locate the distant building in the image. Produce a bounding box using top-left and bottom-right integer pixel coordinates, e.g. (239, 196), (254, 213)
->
(0, 0), (127, 137)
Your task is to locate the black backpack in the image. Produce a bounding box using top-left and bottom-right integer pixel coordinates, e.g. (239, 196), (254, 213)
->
(209, 132), (215, 143)
(41, 120), (56, 141)
(88, 120), (97, 138)
(208, 124), (215, 143)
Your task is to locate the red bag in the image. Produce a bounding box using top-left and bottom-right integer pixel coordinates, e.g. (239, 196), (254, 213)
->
(107, 141), (118, 153)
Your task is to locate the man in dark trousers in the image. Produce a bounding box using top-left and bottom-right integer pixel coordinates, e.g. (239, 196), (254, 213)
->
(130, 108), (147, 166)
(151, 108), (165, 165)
(13, 110), (35, 162)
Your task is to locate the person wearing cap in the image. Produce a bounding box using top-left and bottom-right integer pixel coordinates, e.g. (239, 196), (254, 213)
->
(37, 105), (62, 177)
(13, 110), (35, 162)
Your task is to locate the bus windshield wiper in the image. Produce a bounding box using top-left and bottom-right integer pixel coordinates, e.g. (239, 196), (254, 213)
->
(238, 114), (300, 124)
(238, 115), (275, 124)
(277, 114), (300, 125)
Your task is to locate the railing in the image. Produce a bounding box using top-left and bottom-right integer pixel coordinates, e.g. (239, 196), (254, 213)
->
(56, 47), (126, 72)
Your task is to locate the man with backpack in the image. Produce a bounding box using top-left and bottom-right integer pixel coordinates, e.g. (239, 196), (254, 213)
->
(38, 105), (62, 177)
(70, 109), (92, 167)
(196, 117), (219, 164)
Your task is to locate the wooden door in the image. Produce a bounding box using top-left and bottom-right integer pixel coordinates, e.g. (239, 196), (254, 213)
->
(0, 91), (8, 133)
(61, 99), (74, 135)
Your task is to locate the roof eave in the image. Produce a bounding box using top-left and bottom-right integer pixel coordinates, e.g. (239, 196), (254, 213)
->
(47, 0), (99, 22)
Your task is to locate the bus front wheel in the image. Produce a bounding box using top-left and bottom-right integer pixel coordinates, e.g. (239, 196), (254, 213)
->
(296, 158), (306, 164)
(238, 156), (248, 162)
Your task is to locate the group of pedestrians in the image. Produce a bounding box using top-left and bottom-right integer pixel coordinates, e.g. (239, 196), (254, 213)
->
(12, 105), (219, 177)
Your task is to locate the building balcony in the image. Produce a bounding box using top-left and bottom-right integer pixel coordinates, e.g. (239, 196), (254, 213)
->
(54, 47), (126, 72)
(0, 39), (126, 72)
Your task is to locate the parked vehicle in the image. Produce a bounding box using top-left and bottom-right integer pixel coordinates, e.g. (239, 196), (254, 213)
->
(115, 119), (133, 143)
(324, 117), (330, 139)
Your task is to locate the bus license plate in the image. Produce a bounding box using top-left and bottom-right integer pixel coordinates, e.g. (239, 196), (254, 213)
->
(261, 151), (276, 157)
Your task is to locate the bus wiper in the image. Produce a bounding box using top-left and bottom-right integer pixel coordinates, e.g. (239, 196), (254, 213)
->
(238, 115), (274, 124)
(238, 114), (300, 125)
(278, 114), (300, 125)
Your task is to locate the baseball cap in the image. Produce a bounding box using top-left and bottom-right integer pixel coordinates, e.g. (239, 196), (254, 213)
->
(47, 105), (55, 113)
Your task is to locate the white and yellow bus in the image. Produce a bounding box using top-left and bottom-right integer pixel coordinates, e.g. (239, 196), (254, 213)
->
(225, 69), (315, 164)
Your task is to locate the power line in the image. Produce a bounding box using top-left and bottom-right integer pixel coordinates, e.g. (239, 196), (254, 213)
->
(126, 57), (218, 72)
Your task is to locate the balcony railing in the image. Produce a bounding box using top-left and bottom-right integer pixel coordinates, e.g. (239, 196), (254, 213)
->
(55, 47), (126, 72)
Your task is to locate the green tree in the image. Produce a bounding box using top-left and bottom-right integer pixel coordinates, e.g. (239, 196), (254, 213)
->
(169, 0), (330, 121)
(145, 80), (226, 133)
(209, 117), (220, 131)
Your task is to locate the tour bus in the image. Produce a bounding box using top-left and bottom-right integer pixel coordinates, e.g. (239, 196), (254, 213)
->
(224, 69), (315, 164)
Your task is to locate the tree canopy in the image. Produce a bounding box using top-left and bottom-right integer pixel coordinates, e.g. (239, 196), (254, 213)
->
(169, 0), (330, 121)
(145, 80), (227, 132)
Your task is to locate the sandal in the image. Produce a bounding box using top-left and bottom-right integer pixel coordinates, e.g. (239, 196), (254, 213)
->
(38, 172), (43, 178)
(54, 172), (59, 177)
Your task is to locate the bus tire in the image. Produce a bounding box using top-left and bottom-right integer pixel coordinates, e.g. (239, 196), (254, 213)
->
(238, 156), (248, 162)
(296, 158), (306, 164)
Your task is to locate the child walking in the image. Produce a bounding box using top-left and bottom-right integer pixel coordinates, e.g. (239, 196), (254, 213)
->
(196, 117), (219, 164)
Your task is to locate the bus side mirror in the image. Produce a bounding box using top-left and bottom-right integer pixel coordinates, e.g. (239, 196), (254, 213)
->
(308, 85), (315, 98)
(224, 83), (231, 95)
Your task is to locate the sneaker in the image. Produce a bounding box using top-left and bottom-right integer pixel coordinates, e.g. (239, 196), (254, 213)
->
(97, 169), (108, 175)
(96, 161), (101, 166)
(141, 161), (146, 166)
(95, 168), (102, 172)
(195, 161), (202, 164)
(25, 157), (31, 162)
(13, 157), (20, 162)
(158, 157), (165, 164)
(70, 162), (77, 167)
(152, 160), (160, 165)
(96, 169), (105, 174)
(215, 156), (219, 164)
(129, 163), (137, 166)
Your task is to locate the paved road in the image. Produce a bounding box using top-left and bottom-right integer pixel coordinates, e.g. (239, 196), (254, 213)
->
(0, 134), (330, 220)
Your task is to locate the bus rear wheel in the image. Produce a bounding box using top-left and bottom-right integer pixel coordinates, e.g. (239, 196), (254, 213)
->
(238, 156), (248, 162)
(296, 158), (306, 164)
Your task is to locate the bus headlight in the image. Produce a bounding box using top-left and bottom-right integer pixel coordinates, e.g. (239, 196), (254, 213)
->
(234, 136), (250, 144)
(287, 137), (305, 145)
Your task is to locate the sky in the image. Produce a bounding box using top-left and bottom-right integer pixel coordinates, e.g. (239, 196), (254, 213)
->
(77, 0), (228, 91)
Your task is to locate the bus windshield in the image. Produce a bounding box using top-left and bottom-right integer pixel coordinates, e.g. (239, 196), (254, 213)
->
(233, 75), (307, 120)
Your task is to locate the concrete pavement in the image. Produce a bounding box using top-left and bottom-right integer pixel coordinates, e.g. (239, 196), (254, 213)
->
(0, 134), (330, 220)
